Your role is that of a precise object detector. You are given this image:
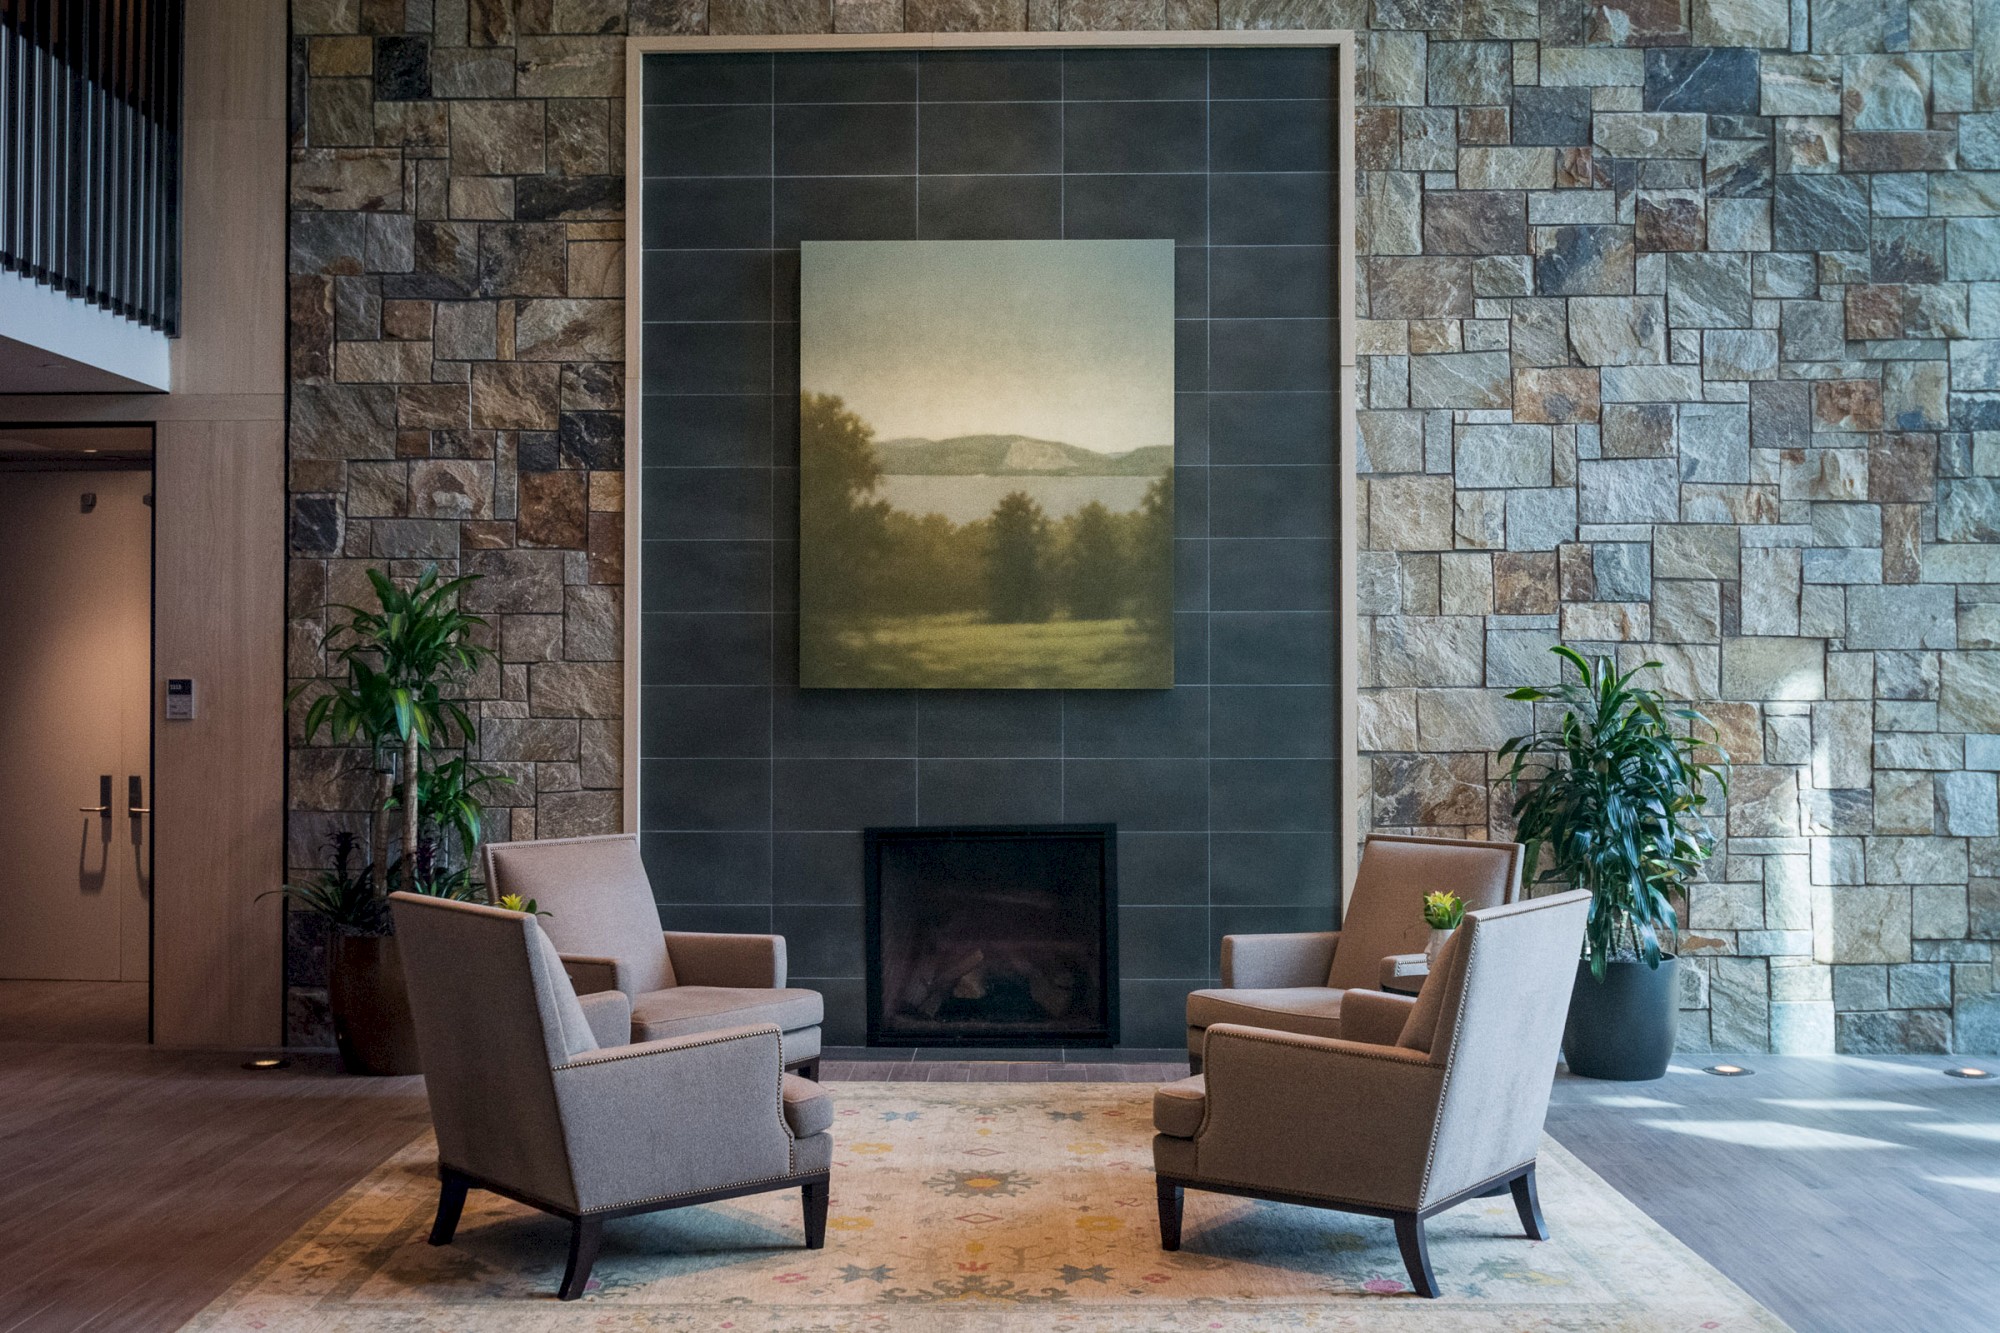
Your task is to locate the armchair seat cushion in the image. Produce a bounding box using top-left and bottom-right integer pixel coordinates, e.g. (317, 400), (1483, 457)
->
(630, 986), (824, 1044)
(1153, 1074), (1207, 1139)
(1187, 987), (1347, 1040)
(782, 1074), (835, 1138)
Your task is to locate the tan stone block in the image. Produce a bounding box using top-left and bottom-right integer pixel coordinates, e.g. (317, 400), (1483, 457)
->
(1494, 552), (1558, 615)
(588, 470), (624, 512)
(529, 662), (623, 718)
(1514, 367), (1601, 424)
(335, 339), (434, 383)
(567, 240), (624, 298)
(346, 461), (409, 518)
(520, 469), (590, 548)
(1366, 474), (1454, 551)
(515, 299), (622, 360)
(470, 362), (562, 430)
(309, 35), (374, 76)
(410, 460), (495, 520)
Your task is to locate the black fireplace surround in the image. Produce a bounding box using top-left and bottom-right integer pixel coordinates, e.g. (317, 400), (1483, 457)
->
(866, 824), (1118, 1048)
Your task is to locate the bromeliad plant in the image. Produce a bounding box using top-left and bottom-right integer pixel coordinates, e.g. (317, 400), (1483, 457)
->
(266, 831), (388, 934)
(289, 566), (511, 920)
(1422, 891), (1465, 931)
(1498, 646), (1730, 981)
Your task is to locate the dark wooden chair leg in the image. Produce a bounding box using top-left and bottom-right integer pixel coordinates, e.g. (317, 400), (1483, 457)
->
(802, 1178), (829, 1249)
(558, 1217), (603, 1301)
(428, 1171), (469, 1246)
(1392, 1213), (1438, 1298)
(1187, 1052), (1202, 1076)
(1156, 1180), (1185, 1250)
(1510, 1166), (1548, 1241)
(801, 1058), (821, 1082)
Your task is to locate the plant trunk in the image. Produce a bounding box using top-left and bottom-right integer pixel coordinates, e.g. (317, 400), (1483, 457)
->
(372, 768), (395, 890)
(403, 726), (421, 880)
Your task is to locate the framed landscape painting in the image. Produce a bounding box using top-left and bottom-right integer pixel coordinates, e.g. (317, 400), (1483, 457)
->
(798, 239), (1176, 690)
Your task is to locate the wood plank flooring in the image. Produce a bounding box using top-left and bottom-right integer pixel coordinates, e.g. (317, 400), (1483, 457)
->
(0, 982), (427, 1333)
(3, 981), (1995, 1332)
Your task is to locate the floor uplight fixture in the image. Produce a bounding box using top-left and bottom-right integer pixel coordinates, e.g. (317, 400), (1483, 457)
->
(1704, 1064), (1753, 1077)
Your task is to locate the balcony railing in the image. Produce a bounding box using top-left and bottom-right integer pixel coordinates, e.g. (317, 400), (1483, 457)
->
(1, 0), (183, 336)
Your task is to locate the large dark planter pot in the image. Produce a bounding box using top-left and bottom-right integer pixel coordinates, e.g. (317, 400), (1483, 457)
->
(1563, 955), (1680, 1081)
(330, 933), (422, 1076)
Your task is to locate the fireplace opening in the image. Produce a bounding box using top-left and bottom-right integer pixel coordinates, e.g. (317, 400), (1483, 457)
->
(865, 824), (1118, 1047)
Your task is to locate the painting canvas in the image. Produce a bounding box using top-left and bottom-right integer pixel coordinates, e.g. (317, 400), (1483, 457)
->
(799, 240), (1175, 689)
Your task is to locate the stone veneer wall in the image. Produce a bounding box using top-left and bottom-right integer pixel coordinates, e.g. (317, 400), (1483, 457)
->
(286, 0), (2000, 1052)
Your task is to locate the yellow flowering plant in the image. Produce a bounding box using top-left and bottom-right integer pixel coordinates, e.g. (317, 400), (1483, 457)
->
(1422, 891), (1464, 931)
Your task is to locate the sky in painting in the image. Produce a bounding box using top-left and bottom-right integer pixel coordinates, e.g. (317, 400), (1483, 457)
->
(800, 239), (1175, 457)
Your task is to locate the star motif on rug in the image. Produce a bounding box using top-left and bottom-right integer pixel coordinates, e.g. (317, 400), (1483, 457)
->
(928, 1169), (1037, 1197)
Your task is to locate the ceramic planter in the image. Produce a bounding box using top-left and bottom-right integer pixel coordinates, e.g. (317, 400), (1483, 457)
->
(329, 932), (422, 1076)
(1562, 955), (1679, 1081)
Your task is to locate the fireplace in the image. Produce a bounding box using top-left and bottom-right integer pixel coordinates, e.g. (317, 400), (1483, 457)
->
(865, 824), (1118, 1048)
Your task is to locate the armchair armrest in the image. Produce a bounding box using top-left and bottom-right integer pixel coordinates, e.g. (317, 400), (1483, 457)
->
(663, 931), (789, 989)
(552, 1024), (802, 1213)
(1221, 932), (1341, 989)
(1190, 1022), (1445, 1212)
(558, 953), (624, 996)
(1341, 989), (1418, 1046)
(576, 990), (632, 1049)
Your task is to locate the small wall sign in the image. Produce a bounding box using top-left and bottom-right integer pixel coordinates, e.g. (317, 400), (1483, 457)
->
(165, 678), (196, 720)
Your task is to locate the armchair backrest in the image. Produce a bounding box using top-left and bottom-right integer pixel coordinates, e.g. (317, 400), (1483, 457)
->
(1416, 889), (1590, 1208)
(484, 833), (674, 993)
(390, 892), (598, 1210)
(1326, 834), (1524, 991)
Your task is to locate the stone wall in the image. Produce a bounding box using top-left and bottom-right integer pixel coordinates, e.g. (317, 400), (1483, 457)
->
(286, 0), (2000, 1052)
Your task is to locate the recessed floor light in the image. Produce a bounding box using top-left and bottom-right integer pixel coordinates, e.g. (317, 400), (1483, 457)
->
(1945, 1067), (1992, 1080)
(242, 1057), (291, 1071)
(1704, 1064), (1753, 1077)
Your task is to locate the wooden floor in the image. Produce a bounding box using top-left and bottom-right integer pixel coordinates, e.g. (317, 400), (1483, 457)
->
(3, 981), (1994, 1332)
(1545, 1054), (2000, 1333)
(0, 982), (428, 1333)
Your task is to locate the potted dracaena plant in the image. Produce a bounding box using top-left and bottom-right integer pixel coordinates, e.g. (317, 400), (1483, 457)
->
(1498, 646), (1729, 1081)
(280, 566), (507, 1075)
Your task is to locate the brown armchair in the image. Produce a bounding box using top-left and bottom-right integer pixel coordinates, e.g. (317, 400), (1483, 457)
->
(484, 833), (825, 1078)
(1154, 890), (1591, 1297)
(1184, 834), (1523, 1071)
(390, 892), (834, 1301)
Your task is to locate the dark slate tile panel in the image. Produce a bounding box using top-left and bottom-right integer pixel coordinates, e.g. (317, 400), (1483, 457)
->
(776, 103), (916, 176)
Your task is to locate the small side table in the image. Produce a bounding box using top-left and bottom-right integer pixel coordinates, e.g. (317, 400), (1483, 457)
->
(1380, 951), (1431, 997)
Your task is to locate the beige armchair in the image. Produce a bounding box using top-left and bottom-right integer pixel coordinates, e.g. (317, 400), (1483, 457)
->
(1184, 834), (1523, 1070)
(390, 892), (834, 1301)
(1153, 890), (1590, 1297)
(484, 833), (825, 1078)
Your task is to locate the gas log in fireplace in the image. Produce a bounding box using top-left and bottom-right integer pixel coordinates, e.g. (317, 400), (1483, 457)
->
(864, 824), (1118, 1047)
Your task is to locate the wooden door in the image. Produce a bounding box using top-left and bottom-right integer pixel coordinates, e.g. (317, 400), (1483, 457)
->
(0, 470), (152, 981)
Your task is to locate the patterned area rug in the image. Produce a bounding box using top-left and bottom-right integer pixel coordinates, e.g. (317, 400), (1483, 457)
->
(187, 1083), (1789, 1331)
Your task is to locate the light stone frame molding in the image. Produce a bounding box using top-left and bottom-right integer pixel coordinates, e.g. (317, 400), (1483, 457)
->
(621, 30), (1363, 902)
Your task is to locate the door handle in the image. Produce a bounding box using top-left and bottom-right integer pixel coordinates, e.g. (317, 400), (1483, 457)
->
(80, 774), (112, 815)
(127, 775), (150, 816)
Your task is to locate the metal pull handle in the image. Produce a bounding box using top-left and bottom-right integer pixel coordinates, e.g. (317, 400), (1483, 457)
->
(80, 774), (112, 815)
(127, 775), (150, 816)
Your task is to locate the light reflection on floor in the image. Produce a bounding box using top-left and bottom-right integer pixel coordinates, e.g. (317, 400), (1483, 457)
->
(1633, 1118), (1909, 1150)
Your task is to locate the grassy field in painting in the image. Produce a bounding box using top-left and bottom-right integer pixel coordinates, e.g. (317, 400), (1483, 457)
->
(803, 613), (1166, 689)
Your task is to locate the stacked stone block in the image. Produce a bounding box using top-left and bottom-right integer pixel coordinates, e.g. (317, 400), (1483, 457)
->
(286, 0), (2000, 1053)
